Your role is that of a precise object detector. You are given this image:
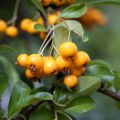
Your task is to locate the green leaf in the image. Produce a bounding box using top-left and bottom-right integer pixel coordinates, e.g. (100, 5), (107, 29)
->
(0, 74), (8, 98)
(53, 23), (69, 58)
(59, 3), (88, 18)
(34, 24), (47, 32)
(0, 45), (16, 52)
(76, 76), (101, 96)
(64, 20), (84, 39)
(8, 81), (31, 119)
(31, 0), (47, 18)
(85, 0), (120, 6)
(0, 109), (3, 120)
(53, 86), (70, 107)
(114, 72), (120, 91)
(85, 60), (115, 85)
(0, 56), (20, 85)
(64, 96), (95, 114)
(57, 112), (72, 120)
(30, 105), (53, 120)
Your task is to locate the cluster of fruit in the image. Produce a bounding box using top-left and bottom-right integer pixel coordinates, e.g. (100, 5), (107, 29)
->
(20, 11), (60, 39)
(16, 41), (90, 88)
(41, 0), (75, 7)
(79, 7), (107, 27)
(0, 20), (18, 37)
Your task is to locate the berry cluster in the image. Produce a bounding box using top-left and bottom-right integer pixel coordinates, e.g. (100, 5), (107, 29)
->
(41, 0), (75, 7)
(20, 11), (60, 40)
(0, 20), (18, 37)
(79, 7), (107, 27)
(16, 42), (90, 88)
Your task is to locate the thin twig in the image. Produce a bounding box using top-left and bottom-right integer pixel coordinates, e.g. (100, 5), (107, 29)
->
(7, 0), (20, 25)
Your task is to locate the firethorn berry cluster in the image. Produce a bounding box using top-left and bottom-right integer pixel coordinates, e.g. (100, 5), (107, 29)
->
(16, 41), (90, 88)
(0, 19), (18, 37)
(41, 0), (75, 7)
(79, 7), (107, 27)
(20, 11), (60, 40)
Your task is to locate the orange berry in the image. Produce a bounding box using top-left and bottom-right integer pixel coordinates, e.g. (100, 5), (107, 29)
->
(26, 69), (44, 79)
(48, 14), (58, 25)
(39, 32), (47, 40)
(43, 58), (58, 75)
(27, 21), (38, 34)
(70, 66), (85, 77)
(56, 56), (72, 71)
(41, 0), (52, 6)
(72, 51), (90, 67)
(53, 0), (66, 6)
(43, 56), (54, 62)
(6, 26), (18, 37)
(25, 69), (34, 79)
(17, 54), (28, 68)
(27, 54), (44, 73)
(37, 17), (44, 25)
(0, 20), (7, 32)
(20, 18), (32, 31)
(59, 42), (78, 58)
(64, 75), (78, 88)
(79, 7), (107, 27)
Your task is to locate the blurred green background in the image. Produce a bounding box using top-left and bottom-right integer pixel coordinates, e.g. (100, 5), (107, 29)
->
(0, 0), (120, 120)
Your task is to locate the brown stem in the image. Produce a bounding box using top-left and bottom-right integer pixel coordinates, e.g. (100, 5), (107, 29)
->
(98, 81), (120, 101)
(98, 89), (120, 101)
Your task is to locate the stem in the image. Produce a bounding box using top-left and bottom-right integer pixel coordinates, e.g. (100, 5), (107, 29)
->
(40, 26), (54, 55)
(52, 43), (60, 56)
(38, 26), (54, 54)
(98, 82), (120, 101)
(98, 89), (120, 101)
(7, 0), (20, 25)
(54, 111), (58, 120)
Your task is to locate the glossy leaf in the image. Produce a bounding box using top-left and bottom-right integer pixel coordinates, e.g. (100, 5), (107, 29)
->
(8, 81), (31, 119)
(57, 112), (72, 120)
(59, 3), (88, 18)
(85, 60), (115, 85)
(64, 96), (95, 114)
(30, 105), (53, 120)
(53, 86), (70, 107)
(114, 72), (120, 91)
(76, 76), (101, 96)
(34, 24), (47, 32)
(0, 56), (20, 85)
(0, 74), (8, 98)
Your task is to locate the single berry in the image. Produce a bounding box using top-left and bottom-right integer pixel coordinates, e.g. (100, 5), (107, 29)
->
(27, 54), (44, 73)
(56, 56), (72, 71)
(59, 42), (78, 58)
(6, 26), (18, 37)
(64, 75), (78, 88)
(17, 54), (28, 68)
(20, 18), (32, 31)
(0, 20), (7, 32)
(72, 51), (90, 67)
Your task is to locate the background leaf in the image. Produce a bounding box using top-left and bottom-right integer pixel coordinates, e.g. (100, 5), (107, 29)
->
(0, 45), (16, 52)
